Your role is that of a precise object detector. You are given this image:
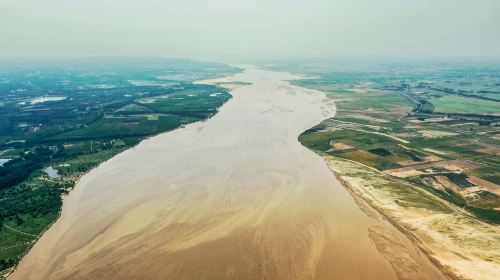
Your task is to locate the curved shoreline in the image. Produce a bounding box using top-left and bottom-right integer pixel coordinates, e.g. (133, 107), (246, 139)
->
(2, 78), (236, 280)
(10, 67), (448, 280)
(316, 152), (499, 280)
(333, 174), (462, 280)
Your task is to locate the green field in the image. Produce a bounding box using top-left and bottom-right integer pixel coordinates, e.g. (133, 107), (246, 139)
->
(292, 62), (500, 224)
(430, 95), (500, 114)
(294, 81), (412, 111)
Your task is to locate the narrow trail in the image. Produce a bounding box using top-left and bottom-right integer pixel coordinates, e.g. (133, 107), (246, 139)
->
(2, 225), (37, 237)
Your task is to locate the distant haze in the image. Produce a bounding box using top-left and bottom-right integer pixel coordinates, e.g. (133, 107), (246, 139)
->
(1, 0), (499, 61)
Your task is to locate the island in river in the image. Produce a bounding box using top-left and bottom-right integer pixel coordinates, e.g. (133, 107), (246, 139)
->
(9, 66), (448, 279)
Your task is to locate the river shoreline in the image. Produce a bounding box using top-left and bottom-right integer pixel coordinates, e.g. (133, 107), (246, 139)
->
(10, 67), (449, 280)
(333, 173), (461, 280)
(1, 76), (238, 280)
(318, 153), (499, 280)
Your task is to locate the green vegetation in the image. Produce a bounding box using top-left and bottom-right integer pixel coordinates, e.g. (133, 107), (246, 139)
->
(0, 58), (239, 274)
(52, 116), (181, 140)
(295, 80), (413, 112)
(419, 100), (435, 113)
(430, 95), (499, 114)
(293, 61), (500, 225)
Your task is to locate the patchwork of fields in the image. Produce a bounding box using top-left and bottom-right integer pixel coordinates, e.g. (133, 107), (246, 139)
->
(301, 114), (500, 222)
(293, 63), (500, 222)
(288, 61), (499, 280)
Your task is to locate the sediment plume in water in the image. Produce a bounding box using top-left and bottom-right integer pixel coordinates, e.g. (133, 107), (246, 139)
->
(10, 67), (447, 280)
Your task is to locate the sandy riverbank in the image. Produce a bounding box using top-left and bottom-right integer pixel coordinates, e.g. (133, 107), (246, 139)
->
(322, 154), (499, 280)
(10, 66), (448, 279)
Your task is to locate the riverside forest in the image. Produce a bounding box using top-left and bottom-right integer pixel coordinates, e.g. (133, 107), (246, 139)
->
(0, 58), (237, 274)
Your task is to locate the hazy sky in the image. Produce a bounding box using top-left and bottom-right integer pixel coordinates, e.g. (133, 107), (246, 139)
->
(1, 0), (499, 60)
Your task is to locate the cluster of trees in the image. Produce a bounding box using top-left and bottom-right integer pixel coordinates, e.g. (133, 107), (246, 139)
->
(0, 258), (16, 271)
(0, 182), (64, 222)
(412, 99), (435, 114)
(0, 146), (66, 190)
(0, 181), (68, 271)
(0, 61), (238, 271)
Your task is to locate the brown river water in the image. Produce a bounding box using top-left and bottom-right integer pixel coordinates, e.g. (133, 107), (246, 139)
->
(10, 66), (447, 280)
